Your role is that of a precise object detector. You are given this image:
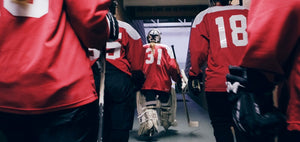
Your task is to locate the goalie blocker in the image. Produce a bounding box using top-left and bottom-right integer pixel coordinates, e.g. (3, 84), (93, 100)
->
(226, 65), (286, 136)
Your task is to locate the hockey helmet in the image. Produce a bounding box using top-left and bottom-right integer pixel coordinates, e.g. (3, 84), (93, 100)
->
(147, 29), (161, 43)
(209, 0), (232, 6)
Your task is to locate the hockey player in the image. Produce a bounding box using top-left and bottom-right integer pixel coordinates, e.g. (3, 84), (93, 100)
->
(226, 0), (300, 142)
(0, 0), (117, 142)
(96, 1), (146, 142)
(188, 0), (248, 141)
(137, 29), (181, 137)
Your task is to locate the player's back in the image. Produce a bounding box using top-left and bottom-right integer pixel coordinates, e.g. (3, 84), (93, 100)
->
(190, 5), (248, 91)
(0, 0), (109, 114)
(142, 43), (177, 92)
(195, 5), (248, 66)
(106, 20), (144, 75)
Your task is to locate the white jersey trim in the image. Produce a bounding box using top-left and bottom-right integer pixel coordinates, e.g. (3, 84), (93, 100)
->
(118, 20), (141, 40)
(144, 43), (175, 59)
(192, 5), (247, 28)
(4, 0), (49, 18)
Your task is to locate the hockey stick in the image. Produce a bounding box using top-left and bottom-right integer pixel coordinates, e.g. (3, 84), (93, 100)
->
(180, 69), (199, 127)
(171, 45), (199, 127)
(98, 51), (106, 142)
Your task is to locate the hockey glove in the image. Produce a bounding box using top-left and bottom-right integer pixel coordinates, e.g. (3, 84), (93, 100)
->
(131, 70), (146, 91)
(106, 12), (119, 41)
(188, 73), (203, 95)
(226, 66), (286, 136)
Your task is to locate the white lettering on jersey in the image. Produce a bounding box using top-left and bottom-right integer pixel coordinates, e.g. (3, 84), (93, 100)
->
(4, 0), (49, 18)
(88, 48), (101, 61)
(106, 40), (122, 60)
(145, 47), (162, 65)
(106, 32), (122, 60)
(192, 5), (247, 28)
(215, 14), (248, 48)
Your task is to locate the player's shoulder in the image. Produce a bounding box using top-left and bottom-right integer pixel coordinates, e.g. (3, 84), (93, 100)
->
(192, 5), (248, 27)
(143, 43), (170, 50)
(156, 43), (170, 50)
(157, 44), (174, 56)
(143, 43), (150, 48)
(118, 20), (141, 40)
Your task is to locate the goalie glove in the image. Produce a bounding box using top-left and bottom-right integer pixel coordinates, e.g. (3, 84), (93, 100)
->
(226, 66), (286, 136)
(178, 69), (189, 93)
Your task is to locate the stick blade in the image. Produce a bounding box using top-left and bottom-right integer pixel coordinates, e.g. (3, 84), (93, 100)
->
(188, 121), (199, 127)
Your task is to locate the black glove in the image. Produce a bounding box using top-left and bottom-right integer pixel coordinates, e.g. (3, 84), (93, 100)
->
(131, 70), (146, 91)
(226, 66), (286, 136)
(106, 12), (119, 41)
(188, 73), (203, 95)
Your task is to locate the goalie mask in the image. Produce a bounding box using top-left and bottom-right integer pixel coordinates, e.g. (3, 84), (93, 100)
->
(147, 29), (161, 43)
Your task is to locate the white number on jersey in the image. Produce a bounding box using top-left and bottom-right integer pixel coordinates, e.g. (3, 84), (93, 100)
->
(106, 33), (122, 60)
(4, 0), (49, 18)
(145, 48), (162, 65)
(106, 41), (122, 60)
(215, 14), (248, 48)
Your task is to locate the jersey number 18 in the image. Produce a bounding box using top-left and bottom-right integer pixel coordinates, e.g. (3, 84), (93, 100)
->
(215, 14), (248, 48)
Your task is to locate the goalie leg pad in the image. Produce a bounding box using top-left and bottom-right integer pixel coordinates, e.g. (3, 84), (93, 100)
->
(136, 91), (159, 136)
(137, 108), (159, 136)
(159, 90), (177, 130)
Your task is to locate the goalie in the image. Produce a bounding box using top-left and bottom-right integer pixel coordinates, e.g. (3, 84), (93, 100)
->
(136, 29), (182, 137)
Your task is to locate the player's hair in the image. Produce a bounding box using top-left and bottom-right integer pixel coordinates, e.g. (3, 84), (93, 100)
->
(210, 0), (232, 6)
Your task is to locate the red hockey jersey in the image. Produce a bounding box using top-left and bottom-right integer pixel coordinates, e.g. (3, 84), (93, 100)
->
(0, 0), (110, 114)
(106, 20), (144, 75)
(189, 5), (248, 92)
(142, 43), (179, 92)
(239, 0), (300, 131)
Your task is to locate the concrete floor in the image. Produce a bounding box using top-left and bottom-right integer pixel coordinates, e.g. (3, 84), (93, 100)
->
(129, 92), (216, 142)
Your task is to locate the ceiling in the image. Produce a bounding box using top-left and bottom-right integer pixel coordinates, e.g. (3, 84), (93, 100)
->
(122, 0), (210, 22)
(123, 0), (209, 7)
(121, 0), (243, 23)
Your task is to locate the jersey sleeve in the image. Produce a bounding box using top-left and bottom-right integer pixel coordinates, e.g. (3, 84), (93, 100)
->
(125, 28), (144, 72)
(64, 0), (111, 51)
(165, 46), (180, 82)
(189, 12), (209, 77)
(240, 0), (300, 75)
